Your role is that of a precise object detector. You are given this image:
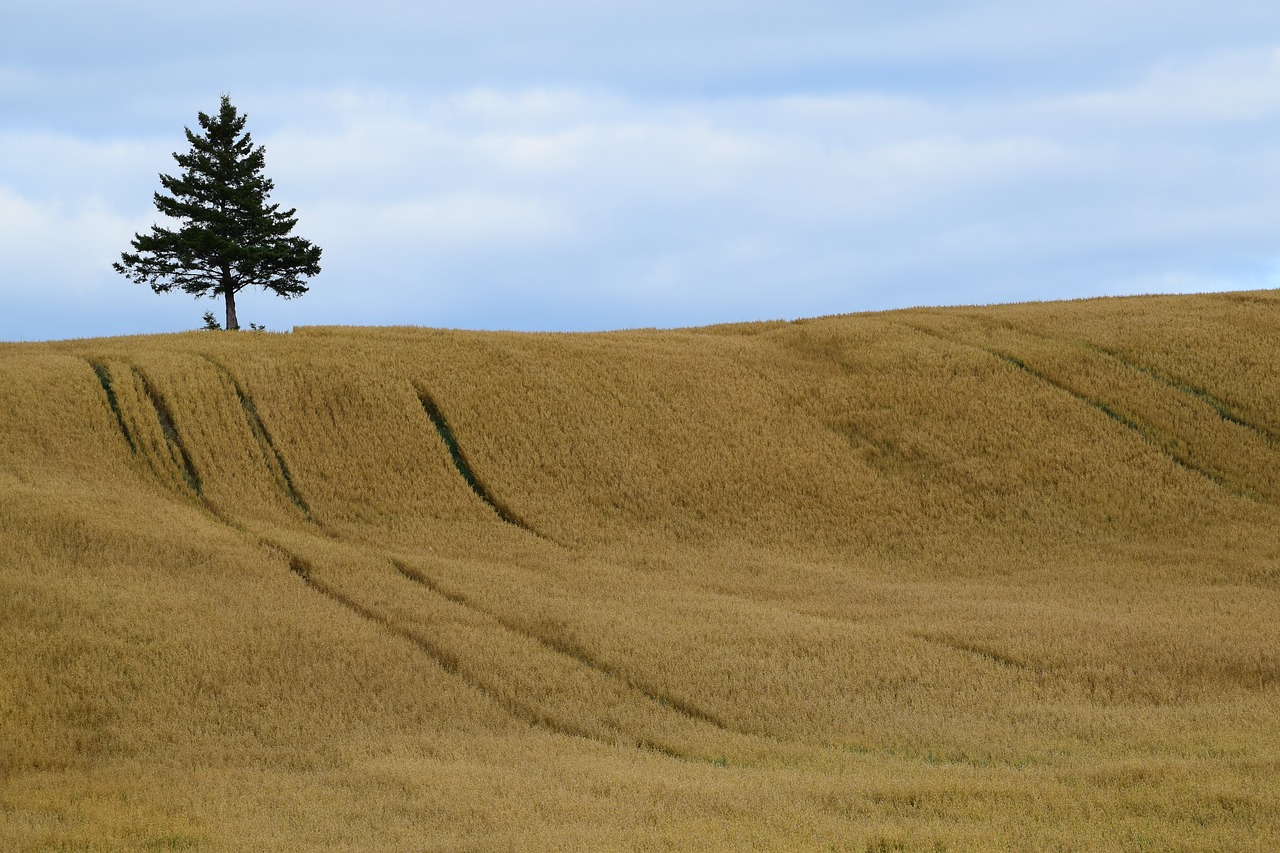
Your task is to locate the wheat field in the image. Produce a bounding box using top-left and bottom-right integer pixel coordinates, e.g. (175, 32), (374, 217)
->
(1, 291), (1277, 851)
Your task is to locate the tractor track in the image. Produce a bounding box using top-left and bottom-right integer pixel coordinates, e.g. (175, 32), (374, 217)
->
(279, 548), (666, 752)
(200, 356), (316, 524)
(412, 382), (548, 539)
(392, 559), (737, 734)
(82, 356), (736, 762)
(889, 320), (1268, 504)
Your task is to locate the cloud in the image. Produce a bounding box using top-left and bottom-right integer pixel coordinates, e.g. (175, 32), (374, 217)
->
(0, 186), (205, 340)
(305, 195), (574, 250)
(8, 67), (1280, 338)
(4, 3), (1280, 339)
(1051, 46), (1280, 123)
(0, 187), (136, 289)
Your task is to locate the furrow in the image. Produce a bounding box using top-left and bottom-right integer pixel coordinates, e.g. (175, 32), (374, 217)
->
(200, 356), (316, 524)
(411, 382), (543, 537)
(985, 322), (1280, 503)
(988, 350), (1255, 499)
(984, 317), (1279, 447)
(912, 632), (1038, 675)
(392, 560), (736, 733)
(86, 360), (136, 454)
(131, 366), (203, 498)
(1085, 343), (1280, 446)
(988, 351), (1149, 435)
(894, 320), (1262, 503)
(277, 548), (636, 751)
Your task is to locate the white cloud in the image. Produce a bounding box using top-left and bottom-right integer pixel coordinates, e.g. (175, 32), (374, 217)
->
(5, 4), (1280, 339)
(0, 187), (140, 293)
(1052, 47), (1280, 123)
(306, 194), (574, 249)
(0, 132), (164, 200)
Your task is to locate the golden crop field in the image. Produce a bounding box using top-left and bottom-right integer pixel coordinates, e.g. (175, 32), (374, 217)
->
(1, 290), (1277, 851)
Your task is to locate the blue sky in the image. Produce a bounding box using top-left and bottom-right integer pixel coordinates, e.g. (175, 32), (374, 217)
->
(3, 1), (1279, 340)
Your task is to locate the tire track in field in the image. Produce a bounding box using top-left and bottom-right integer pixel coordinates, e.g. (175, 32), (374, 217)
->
(412, 382), (548, 539)
(86, 359), (202, 498)
(131, 366), (204, 498)
(79, 367), (652, 754)
(391, 559), (737, 734)
(969, 316), (1280, 448)
(87, 360), (136, 454)
(83, 360), (722, 760)
(278, 546), (663, 752)
(911, 632), (1040, 676)
(199, 356), (316, 525)
(975, 318), (1280, 504)
(85, 359), (599, 744)
(1082, 343), (1280, 446)
(890, 320), (1263, 503)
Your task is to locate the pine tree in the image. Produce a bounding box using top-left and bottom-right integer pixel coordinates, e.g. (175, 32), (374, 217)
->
(114, 95), (321, 331)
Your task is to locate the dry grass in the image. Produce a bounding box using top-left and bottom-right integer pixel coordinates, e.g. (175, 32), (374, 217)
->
(1, 290), (1278, 850)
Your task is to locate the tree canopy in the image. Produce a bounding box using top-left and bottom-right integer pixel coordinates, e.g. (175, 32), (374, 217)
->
(114, 95), (321, 331)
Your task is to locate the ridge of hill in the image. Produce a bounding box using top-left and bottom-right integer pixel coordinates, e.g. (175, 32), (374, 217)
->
(1, 291), (1277, 850)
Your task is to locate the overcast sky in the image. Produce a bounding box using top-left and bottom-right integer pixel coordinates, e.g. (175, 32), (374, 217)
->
(3, 1), (1279, 340)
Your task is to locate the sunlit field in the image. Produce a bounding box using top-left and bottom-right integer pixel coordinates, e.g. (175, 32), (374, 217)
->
(2, 291), (1277, 851)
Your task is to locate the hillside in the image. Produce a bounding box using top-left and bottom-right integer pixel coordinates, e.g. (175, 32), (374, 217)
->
(1, 291), (1278, 851)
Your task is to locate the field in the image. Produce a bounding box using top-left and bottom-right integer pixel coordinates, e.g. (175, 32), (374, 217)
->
(1, 291), (1278, 850)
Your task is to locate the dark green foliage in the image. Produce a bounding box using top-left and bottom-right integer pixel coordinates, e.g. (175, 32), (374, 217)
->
(114, 95), (321, 331)
(201, 311), (222, 331)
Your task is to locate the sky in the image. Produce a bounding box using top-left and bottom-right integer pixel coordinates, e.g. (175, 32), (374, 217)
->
(3, 1), (1280, 340)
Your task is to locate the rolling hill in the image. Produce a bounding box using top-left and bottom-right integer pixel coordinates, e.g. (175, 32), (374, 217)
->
(1, 291), (1278, 850)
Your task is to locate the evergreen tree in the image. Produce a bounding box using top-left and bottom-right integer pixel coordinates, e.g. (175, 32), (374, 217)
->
(114, 95), (321, 330)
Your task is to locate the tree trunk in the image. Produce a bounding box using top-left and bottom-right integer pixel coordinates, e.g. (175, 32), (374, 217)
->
(224, 289), (239, 331)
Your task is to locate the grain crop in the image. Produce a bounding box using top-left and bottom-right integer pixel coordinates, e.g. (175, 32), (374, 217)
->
(1, 290), (1277, 850)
